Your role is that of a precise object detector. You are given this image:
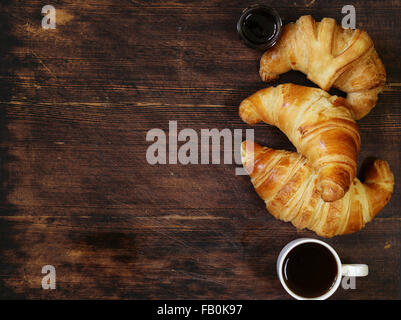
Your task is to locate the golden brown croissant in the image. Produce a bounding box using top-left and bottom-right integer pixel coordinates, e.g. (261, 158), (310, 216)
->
(239, 83), (360, 202)
(241, 141), (394, 237)
(259, 15), (386, 120)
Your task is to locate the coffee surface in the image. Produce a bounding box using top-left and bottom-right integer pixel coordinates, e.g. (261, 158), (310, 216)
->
(283, 242), (338, 298)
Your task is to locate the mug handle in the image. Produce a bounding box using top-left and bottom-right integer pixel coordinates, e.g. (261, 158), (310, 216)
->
(342, 264), (369, 277)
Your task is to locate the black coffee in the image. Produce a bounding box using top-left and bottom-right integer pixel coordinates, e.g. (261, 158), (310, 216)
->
(241, 9), (277, 45)
(282, 242), (338, 298)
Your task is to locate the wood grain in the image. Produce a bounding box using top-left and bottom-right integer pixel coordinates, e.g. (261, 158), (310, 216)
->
(0, 0), (400, 299)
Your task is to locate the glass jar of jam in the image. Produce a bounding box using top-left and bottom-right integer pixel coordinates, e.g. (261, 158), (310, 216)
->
(237, 5), (282, 50)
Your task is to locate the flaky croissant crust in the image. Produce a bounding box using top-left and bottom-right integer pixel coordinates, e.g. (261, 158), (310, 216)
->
(239, 83), (361, 202)
(259, 15), (386, 120)
(241, 141), (394, 238)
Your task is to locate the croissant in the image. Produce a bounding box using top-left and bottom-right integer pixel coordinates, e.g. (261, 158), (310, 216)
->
(259, 15), (386, 120)
(239, 83), (360, 202)
(241, 141), (394, 237)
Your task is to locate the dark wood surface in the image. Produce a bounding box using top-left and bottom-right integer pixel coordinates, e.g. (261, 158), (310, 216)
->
(0, 0), (400, 299)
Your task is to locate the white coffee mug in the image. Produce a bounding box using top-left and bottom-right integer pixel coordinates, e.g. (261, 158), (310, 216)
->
(277, 238), (368, 300)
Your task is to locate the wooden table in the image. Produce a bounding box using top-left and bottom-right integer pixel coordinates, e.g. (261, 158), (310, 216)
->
(0, 0), (400, 299)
